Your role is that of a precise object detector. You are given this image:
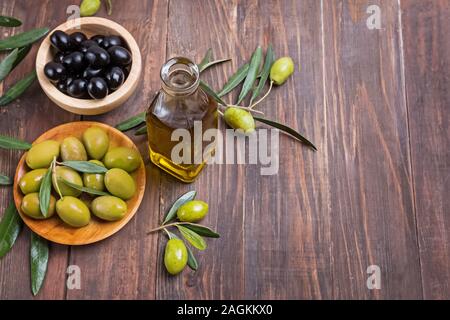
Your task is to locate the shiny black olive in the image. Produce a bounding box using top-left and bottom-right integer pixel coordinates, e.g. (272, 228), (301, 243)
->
(107, 46), (132, 66)
(83, 67), (103, 79)
(50, 30), (73, 52)
(105, 66), (125, 90)
(56, 80), (66, 93)
(91, 35), (105, 46)
(62, 51), (86, 72)
(65, 76), (75, 88)
(67, 79), (88, 98)
(69, 32), (87, 48)
(102, 35), (124, 49)
(80, 39), (98, 53)
(87, 77), (108, 99)
(44, 62), (66, 82)
(53, 51), (65, 63)
(85, 46), (110, 68)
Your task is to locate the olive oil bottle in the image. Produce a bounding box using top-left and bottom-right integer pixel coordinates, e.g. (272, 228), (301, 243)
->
(146, 57), (218, 183)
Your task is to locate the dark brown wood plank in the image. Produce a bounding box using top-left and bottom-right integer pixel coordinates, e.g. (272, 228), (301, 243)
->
(401, 0), (450, 299)
(321, 0), (422, 298)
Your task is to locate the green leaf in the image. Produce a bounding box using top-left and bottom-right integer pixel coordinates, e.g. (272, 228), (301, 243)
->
(253, 116), (317, 151)
(60, 160), (108, 173)
(106, 0), (113, 15)
(237, 46), (262, 105)
(0, 134), (31, 150)
(177, 225), (207, 250)
(199, 80), (227, 106)
(0, 27), (49, 51)
(0, 16), (22, 27)
(0, 70), (37, 106)
(199, 58), (231, 73)
(183, 224), (220, 238)
(134, 125), (147, 136)
(0, 174), (12, 186)
(38, 167), (52, 218)
(0, 48), (18, 82)
(115, 112), (146, 132)
(217, 63), (249, 97)
(30, 232), (49, 296)
(59, 178), (110, 196)
(11, 45), (31, 70)
(250, 45), (274, 105)
(186, 245), (199, 271)
(197, 48), (212, 71)
(162, 190), (197, 225)
(0, 202), (23, 259)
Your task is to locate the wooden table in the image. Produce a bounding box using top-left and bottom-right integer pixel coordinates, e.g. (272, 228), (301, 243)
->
(0, 0), (449, 300)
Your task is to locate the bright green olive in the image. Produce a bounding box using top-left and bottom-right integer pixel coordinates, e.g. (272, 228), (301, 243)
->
(270, 57), (295, 85)
(91, 196), (127, 221)
(177, 200), (209, 222)
(164, 239), (188, 275)
(83, 160), (105, 191)
(26, 140), (60, 169)
(80, 0), (101, 17)
(82, 127), (110, 160)
(61, 136), (88, 161)
(104, 168), (136, 200)
(103, 147), (141, 172)
(56, 196), (91, 227)
(21, 193), (56, 219)
(52, 166), (83, 197)
(223, 107), (255, 133)
(19, 169), (48, 195)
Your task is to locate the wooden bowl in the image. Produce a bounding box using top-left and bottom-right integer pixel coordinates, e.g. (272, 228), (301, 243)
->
(36, 17), (142, 115)
(13, 122), (146, 245)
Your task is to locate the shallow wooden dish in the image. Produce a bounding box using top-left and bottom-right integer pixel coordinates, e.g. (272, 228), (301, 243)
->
(13, 122), (146, 245)
(36, 17), (142, 115)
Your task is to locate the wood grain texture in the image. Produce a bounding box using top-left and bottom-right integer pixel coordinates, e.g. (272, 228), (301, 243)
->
(401, 0), (450, 299)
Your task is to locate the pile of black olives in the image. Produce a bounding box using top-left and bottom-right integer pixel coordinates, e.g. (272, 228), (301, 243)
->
(44, 30), (132, 99)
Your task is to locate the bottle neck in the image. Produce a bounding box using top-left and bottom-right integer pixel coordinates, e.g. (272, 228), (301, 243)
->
(160, 57), (199, 96)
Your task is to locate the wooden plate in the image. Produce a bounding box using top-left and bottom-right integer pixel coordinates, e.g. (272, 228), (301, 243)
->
(13, 122), (146, 245)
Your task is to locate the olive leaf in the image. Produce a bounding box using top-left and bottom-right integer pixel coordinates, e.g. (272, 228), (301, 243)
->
(0, 16), (22, 27)
(106, 0), (113, 15)
(199, 58), (231, 73)
(60, 160), (108, 173)
(183, 223), (220, 238)
(197, 48), (213, 71)
(0, 202), (23, 259)
(177, 225), (207, 250)
(218, 62), (249, 97)
(199, 80), (227, 106)
(186, 244), (199, 271)
(162, 190), (197, 225)
(0, 174), (13, 186)
(12, 45), (32, 69)
(0, 70), (37, 106)
(115, 112), (146, 132)
(250, 44), (274, 105)
(0, 27), (49, 51)
(134, 125), (147, 136)
(0, 48), (18, 82)
(59, 178), (110, 196)
(236, 46), (262, 105)
(0, 135), (32, 150)
(39, 166), (52, 217)
(253, 116), (317, 151)
(30, 232), (49, 296)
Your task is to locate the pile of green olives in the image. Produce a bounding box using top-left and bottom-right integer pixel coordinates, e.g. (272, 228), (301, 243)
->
(19, 126), (142, 228)
(44, 30), (132, 99)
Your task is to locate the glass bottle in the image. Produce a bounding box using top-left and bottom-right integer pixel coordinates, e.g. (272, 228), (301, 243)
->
(146, 57), (218, 183)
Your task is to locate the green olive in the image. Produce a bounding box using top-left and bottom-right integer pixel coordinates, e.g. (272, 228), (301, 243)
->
(91, 196), (127, 221)
(104, 168), (136, 200)
(83, 160), (105, 191)
(52, 166), (83, 197)
(270, 57), (295, 85)
(164, 239), (188, 275)
(103, 147), (141, 172)
(26, 140), (60, 169)
(61, 136), (87, 161)
(82, 127), (109, 160)
(21, 193), (56, 219)
(177, 200), (209, 222)
(80, 0), (101, 17)
(56, 196), (91, 227)
(223, 107), (255, 133)
(19, 169), (48, 195)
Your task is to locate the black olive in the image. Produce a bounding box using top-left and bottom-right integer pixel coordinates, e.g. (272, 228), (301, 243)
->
(44, 62), (66, 82)
(65, 76), (75, 88)
(69, 32), (87, 48)
(80, 39), (98, 53)
(91, 35), (105, 46)
(83, 67), (103, 79)
(53, 51), (65, 63)
(102, 35), (124, 49)
(50, 30), (73, 52)
(67, 79), (88, 98)
(85, 46), (110, 68)
(107, 46), (132, 66)
(105, 66), (125, 90)
(56, 80), (66, 93)
(87, 77), (108, 99)
(62, 51), (86, 72)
